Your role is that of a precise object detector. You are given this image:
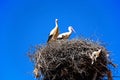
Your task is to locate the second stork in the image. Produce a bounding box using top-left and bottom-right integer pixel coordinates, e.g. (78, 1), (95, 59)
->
(57, 26), (75, 39)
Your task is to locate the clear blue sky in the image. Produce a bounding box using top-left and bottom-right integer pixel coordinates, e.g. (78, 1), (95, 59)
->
(0, 0), (120, 80)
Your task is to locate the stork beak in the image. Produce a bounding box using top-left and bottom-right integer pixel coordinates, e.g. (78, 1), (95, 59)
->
(72, 27), (76, 33)
(98, 49), (101, 53)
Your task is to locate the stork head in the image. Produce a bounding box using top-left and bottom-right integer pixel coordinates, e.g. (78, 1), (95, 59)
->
(55, 19), (58, 23)
(68, 26), (76, 33)
(55, 19), (58, 26)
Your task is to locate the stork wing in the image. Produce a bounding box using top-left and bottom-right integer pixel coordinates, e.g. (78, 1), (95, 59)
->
(47, 35), (53, 43)
(57, 35), (66, 40)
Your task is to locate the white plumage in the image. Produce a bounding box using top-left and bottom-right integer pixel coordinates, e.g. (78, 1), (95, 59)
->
(57, 26), (75, 39)
(47, 19), (59, 43)
(89, 49), (101, 64)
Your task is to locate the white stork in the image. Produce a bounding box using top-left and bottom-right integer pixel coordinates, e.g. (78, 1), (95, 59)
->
(89, 49), (101, 64)
(47, 19), (59, 43)
(57, 26), (75, 39)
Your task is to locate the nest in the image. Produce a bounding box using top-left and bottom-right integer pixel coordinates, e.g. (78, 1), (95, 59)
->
(29, 39), (113, 80)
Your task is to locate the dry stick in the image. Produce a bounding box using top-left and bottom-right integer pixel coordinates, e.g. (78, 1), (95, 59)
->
(39, 52), (47, 68)
(107, 70), (113, 80)
(108, 61), (117, 68)
(100, 62), (113, 80)
(92, 71), (97, 80)
(92, 66), (103, 76)
(100, 63), (108, 70)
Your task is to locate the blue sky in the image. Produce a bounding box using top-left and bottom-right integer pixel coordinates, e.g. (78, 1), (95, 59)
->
(0, 0), (120, 80)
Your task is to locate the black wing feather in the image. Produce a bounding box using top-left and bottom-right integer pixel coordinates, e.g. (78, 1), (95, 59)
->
(47, 35), (53, 43)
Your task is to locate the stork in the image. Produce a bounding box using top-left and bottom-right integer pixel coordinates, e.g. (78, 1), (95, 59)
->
(57, 26), (75, 39)
(89, 49), (101, 64)
(47, 19), (59, 43)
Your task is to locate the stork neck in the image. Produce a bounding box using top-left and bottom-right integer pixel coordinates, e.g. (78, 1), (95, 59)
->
(68, 28), (72, 33)
(55, 21), (58, 28)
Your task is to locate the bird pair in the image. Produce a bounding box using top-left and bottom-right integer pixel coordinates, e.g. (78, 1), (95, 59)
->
(47, 19), (75, 43)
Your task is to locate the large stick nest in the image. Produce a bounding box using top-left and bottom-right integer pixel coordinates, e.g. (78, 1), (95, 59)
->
(29, 39), (113, 80)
